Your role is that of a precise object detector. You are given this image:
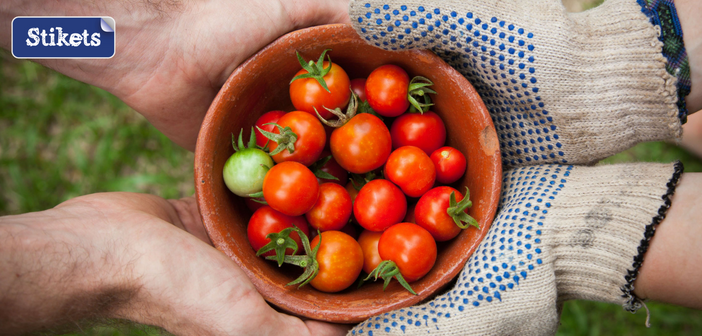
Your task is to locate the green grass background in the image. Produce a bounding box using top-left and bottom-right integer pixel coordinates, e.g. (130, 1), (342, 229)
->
(2, 6), (701, 334)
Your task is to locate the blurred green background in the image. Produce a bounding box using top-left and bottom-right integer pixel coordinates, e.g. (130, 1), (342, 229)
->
(2, 0), (702, 333)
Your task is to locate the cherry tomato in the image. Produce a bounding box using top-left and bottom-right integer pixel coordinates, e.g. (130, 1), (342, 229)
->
(254, 110), (286, 148)
(365, 64), (410, 117)
(378, 223), (437, 282)
(358, 230), (383, 274)
(306, 183), (353, 231)
(384, 146), (436, 198)
(247, 206), (310, 257)
(350, 78), (367, 102)
(353, 179), (407, 231)
(309, 231), (364, 293)
(262, 161), (319, 216)
(267, 111), (326, 166)
(313, 150), (348, 186)
(430, 147), (467, 184)
(330, 113), (391, 174)
(390, 111), (446, 155)
(415, 186), (469, 241)
(290, 61), (350, 120)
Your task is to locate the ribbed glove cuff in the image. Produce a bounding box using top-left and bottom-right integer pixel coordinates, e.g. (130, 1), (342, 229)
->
(545, 162), (683, 310)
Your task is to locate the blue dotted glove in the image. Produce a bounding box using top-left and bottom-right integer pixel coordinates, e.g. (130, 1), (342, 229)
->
(346, 1), (691, 334)
(350, 0), (687, 168)
(350, 162), (681, 335)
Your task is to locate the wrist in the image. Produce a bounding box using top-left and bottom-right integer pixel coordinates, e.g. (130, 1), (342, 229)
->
(0, 200), (140, 334)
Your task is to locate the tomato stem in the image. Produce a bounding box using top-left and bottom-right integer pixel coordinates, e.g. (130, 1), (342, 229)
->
(407, 76), (436, 114)
(365, 260), (417, 295)
(447, 187), (480, 229)
(256, 227), (300, 267)
(315, 90), (358, 128)
(309, 155), (340, 181)
(290, 49), (333, 93)
(256, 123), (298, 156)
(265, 227), (321, 289)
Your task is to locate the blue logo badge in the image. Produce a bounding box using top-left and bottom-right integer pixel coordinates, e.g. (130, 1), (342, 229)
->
(12, 16), (116, 59)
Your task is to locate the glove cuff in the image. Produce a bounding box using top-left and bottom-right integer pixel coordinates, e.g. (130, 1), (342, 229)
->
(637, 0), (691, 124)
(548, 162), (683, 311)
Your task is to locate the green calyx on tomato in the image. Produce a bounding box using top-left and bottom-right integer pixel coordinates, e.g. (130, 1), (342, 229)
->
(407, 76), (436, 114)
(448, 187), (479, 229)
(315, 90), (358, 128)
(256, 227), (299, 267)
(256, 123), (298, 156)
(265, 227), (321, 289)
(290, 49), (333, 93)
(223, 128), (274, 197)
(364, 260), (417, 295)
(309, 155), (339, 181)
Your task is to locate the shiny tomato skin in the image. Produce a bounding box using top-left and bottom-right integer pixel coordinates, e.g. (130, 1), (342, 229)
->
(430, 147), (467, 185)
(353, 179), (407, 232)
(414, 186), (466, 241)
(384, 146), (436, 198)
(378, 223), (437, 282)
(358, 230), (383, 274)
(309, 231), (364, 293)
(290, 61), (350, 120)
(306, 183), (353, 231)
(330, 113), (391, 174)
(262, 161), (319, 216)
(268, 111), (326, 166)
(247, 206), (310, 257)
(390, 111), (446, 155)
(315, 150), (348, 186)
(254, 110), (286, 148)
(365, 65), (410, 117)
(350, 78), (367, 102)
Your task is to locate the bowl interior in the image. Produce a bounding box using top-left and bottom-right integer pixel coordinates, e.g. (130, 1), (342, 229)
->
(195, 24), (501, 323)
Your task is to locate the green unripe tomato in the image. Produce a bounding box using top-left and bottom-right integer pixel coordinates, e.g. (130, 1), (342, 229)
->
(223, 148), (274, 197)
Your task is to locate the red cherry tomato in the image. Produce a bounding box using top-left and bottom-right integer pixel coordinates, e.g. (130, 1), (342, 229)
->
(403, 202), (417, 223)
(306, 183), (353, 231)
(290, 61), (350, 120)
(378, 223), (437, 282)
(254, 110), (286, 148)
(353, 179), (407, 231)
(262, 161), (319, 216)
(390, 111), (446, 155)
(268, 111), (326, 166)
(330, 113), (391, 174)
(430, 147), (467, 184)
(309, 231), (364, 293)
(247, 206), (310, 257)
(358, 230), (383, 274)
(350, 78), (367, 102)
(365, 64), (410, 117)
(384, 146), (436, 198)
(313, 150), (348, 186)
(414, 186), (468, 241)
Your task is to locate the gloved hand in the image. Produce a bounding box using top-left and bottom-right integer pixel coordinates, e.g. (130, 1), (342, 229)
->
(346, 0), (691, 335)
(350, 162), (682, 335)
(349, 0), (690, 168)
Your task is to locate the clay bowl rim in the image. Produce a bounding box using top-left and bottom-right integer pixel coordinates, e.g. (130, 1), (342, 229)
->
(194, 24), (502, 323)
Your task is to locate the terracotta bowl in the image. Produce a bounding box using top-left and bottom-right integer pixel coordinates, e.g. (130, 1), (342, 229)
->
(194, 24), (501, 323)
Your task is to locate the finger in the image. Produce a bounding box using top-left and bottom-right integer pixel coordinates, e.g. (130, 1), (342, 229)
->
(167, 196), (212, 245)
(304, 319), (353, 336)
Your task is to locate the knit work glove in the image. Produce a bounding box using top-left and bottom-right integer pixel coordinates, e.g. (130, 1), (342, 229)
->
(350, 162), (682, 336)
(350, 0), (691, 168)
